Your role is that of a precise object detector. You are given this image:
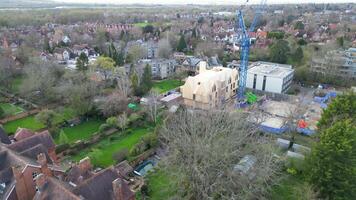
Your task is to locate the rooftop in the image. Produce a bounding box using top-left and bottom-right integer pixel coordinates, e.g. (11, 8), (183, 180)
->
(248, 61), (294, 78)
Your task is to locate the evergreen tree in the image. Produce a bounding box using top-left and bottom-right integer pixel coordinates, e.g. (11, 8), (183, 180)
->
(292, 47), (304, 63)
(140, 64), (153, 95)
(318, 92), (356, 130)
(130, 72), (139, 96)
(76, 52), (89, 72)
(177, 34), (187, 53)
(269, 40), (290, 64)
(58, 129), (69, 144)
(307, 120), (356, 200)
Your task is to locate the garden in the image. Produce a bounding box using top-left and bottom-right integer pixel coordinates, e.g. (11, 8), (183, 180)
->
(152, 79), (184, 94)
(0, 102), (25, 117)
(54, 118), (104, 145)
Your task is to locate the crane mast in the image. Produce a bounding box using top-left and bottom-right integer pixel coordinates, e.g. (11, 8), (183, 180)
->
(236, 0), (267, 101)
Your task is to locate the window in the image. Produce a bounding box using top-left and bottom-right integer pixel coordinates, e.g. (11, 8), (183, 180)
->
(193, 94), (196, 100)
(212, 85), (216, 92)
(198, 82), (201, 85)
(228, 78), (231, 84)
(226, 87), (228, 92)
(253, 74), (257, 89)
(32, 172), (38, 181)
(262, 76), (267, 91)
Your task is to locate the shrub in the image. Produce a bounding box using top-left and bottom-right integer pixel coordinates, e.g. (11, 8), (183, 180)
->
(106, 117), (118, 128)
(58, 129), (69, 145)
(99, 123), (111, 133)
(55, 143), (70, 154)
(112, 148), (129, 163)
(130, 142), (147, 157)
(142, 133), (158, 149)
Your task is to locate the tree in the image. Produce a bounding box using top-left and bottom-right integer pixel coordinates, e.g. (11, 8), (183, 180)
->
(21, 59), (65, 103)
(307, 120), (356, 200)
(143, 25), (154, 34)
(269, 40), (290, 64)
(318, 92), (356, 130)
(130, 71), (139, 96)
(100, 93), (128, 117)
(292, 47), (304, 63)
(157, 39), (172, 59)
(35, 109), (57, 129)
(94, 56), (116, 80)
(336, 36), (344, 47)
(160, 109), (280, 199)
(146, 90), (160, 124)
(76, 52), (89, 72)
(116, 71), (131, 98)
(65, 80), (98, 116)
(117, 112), (128, 131)
(195, 41), (224, 58)
(139, 64), (153, 95)
(58, 129), (69, 145)
(176, 34), (187, 53)
(127, 44), (146, 63)
(294, 21), (304, 30)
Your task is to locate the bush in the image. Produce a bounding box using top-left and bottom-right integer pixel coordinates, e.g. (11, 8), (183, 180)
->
(142, 133), (158, 149)
(106, 116), (118, 128)
(55, 143), (70, 154)
(130, 141), (147, 157)
(112, 148), (129, 163)
(99, 123), (111, 133)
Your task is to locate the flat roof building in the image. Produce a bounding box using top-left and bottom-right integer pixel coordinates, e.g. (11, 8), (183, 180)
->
(246, 62), (294, 94)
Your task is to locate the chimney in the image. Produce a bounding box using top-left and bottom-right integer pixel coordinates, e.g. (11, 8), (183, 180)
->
(78, 157), (92, 173)
(112, 178), (135, 200)
(35, 174), (47, 191)
(12, 166), (28, 200)
(198, 61), (208, 73)
(37, 153), (52, 177)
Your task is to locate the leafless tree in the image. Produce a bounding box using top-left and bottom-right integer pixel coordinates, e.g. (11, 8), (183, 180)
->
(145, 90), (160, 124)
(128, 44), (147, 62)
(157, 39), (172, 59)
(100, 92), (128, 117)
(117, 112), (128, 131)
(116, 70), (131, 98)
(159, 109), (281, 200)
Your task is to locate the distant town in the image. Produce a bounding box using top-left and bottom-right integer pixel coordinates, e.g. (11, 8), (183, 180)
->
(0, 1), (355, 200)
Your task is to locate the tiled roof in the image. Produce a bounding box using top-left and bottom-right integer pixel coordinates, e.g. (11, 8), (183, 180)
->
(0, 127), (10, 145)
(7, 130), (55, 153)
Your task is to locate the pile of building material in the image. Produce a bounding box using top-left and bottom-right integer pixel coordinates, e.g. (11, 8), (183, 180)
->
(258, 100), (297, 134)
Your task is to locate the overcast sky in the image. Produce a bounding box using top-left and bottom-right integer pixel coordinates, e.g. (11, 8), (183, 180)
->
(54, 0), (354, 5)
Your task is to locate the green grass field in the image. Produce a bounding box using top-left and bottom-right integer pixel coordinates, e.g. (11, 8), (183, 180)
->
(0, 103), (25, 116)
(152, 79), (184, 93)
(3, 115), (45, 134)
(55, 119), (104, 144)
(145, 169), (177, 200)
(271, 175), (310, 200)
(72, 128), (151, 167)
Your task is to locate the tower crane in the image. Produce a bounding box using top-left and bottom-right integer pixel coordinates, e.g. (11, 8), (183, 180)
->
(236, 0), (267, 103)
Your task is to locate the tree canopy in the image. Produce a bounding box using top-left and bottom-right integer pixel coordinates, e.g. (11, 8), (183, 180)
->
(307, 120), (356, 200)
(269, 40), (290, 64)
(176, 34), (187, 53)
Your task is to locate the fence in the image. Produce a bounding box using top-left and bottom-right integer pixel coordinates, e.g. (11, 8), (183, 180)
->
(0, 109), (41, 124)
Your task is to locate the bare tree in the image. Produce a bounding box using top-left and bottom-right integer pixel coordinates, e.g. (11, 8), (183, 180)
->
(157, 39), (172, 59)
(117, 112), (128, 131)
(116, 70), (131, 98)
(127, 44), (147, 62)
(146, 90), (160, 124)
(160, 109), (281, 200)
(100, 92), (128, 117)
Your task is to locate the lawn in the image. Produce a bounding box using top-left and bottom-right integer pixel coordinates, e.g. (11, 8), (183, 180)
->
(0, 103), (25, 116)
(3, 115), (45, 134)
(152, 79), (184, 93)
(144, 169), (177, 200)
(71, 127), (152, 167)
(55, 119), (104, 144)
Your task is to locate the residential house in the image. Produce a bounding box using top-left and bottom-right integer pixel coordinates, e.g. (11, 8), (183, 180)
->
(182, 56), (202, 72)
(180, 61), (238, 109)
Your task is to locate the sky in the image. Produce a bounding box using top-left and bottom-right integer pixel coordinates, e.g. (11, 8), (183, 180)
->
(54, 0), (354, 5)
